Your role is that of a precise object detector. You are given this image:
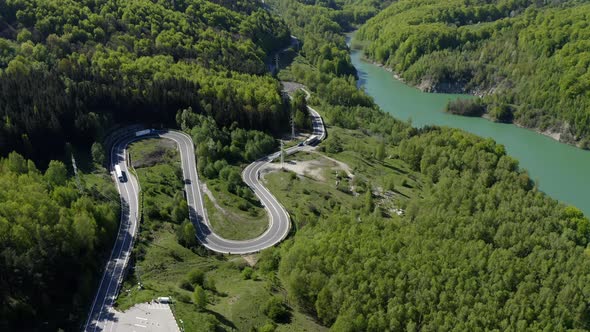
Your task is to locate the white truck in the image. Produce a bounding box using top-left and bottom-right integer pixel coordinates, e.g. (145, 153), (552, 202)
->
(304, 135), (319, 146)
(114, 164), (125, 182)
(135, 129), (152, 137)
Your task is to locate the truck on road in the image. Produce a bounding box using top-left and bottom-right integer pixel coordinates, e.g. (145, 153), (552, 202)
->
(114, 165), (126, 182)
(304, 135), (319, 146)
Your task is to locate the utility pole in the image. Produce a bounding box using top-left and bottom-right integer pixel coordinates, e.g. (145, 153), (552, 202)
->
(71, 154), (83, 194)
(280, 140), (284, 169)
(291, 113), (295, 140)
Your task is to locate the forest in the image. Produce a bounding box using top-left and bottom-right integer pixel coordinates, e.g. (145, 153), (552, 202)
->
(0, 152), (119, 330)
(0, 0), (292, 329)
(0, 0), (291, 163)
(278, 127), (590, 331)
(266, 0), (590, 330)
(3, 0), (590, 330)
(356, 0), (590, 148)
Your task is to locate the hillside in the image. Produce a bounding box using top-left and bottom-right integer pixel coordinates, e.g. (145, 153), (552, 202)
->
(356, 0), (590, 148)
(0, 0), (291, 162)
(0, 153), (119, 330)
(269, 0), (590, 330)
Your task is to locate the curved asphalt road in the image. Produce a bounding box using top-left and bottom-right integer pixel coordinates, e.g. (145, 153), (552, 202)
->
(85, 99), (325, 331)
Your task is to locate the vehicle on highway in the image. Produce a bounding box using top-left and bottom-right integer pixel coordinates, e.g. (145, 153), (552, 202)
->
(304, 135), (319, 146)
(114, 164), (126, 182)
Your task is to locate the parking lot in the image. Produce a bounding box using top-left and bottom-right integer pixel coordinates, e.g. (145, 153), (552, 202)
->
(110, 302), (181, 332)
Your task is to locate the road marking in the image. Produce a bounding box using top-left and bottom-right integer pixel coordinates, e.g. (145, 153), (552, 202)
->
(136, 317), (148, 320)
(134, 323), (147, 328)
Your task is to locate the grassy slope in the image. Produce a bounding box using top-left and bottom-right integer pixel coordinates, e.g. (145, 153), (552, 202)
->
(204, 178), (269, 240)
(111, 129), (420, 330)
(114, 138), (324, 331)
(264, 127), (421, 232)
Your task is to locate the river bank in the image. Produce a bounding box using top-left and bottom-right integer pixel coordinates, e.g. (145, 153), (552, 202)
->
(353, 48), (585, 149)
(350, 47), (590, 216)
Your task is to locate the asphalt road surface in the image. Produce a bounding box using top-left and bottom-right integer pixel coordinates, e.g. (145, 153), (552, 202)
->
(85, 96), (325, 330)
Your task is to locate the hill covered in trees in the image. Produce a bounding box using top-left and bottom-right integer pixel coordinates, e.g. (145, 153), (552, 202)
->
(278, 127), (590, 331)
(268, 0), (590, 330)
(0, 152), (119, 330)
(356, 0), (590, 148)
(0, 0), (291, 162)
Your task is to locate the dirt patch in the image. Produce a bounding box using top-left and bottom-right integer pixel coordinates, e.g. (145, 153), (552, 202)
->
(263, 154), (352, 182)
(242, 255), (258, 267)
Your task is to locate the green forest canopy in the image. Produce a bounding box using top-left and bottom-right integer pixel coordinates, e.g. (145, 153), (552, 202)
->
(0, 152), (119, 330)
(0, 0), (291, 161)
(356, 0), (590, 147)
(269, 0), (590, 330)
(279, 127), (590, 331)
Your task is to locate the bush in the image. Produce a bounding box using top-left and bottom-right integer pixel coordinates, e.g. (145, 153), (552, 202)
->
(176, 220), (197, 248)
(489, 103), (514, 123)
(203, 276), (216, 292)
(193, 285), (207, 311)
(188, 268), (205, 286)
(445, 98), (485, 117)
(177, 293), (192, 303)
(258, 322), (277, 332)
(179, 279), (194, 291)
(263, 297), (290, 323)
(241, 267), (254, 280)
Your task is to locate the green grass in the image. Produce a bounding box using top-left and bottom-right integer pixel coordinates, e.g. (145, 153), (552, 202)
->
(204, 194), (269, 240)
(116, 138), (323, 331)
(129, 138), (179, 168)
(322, 127), (423, 199)
(264, 127), (421, 230)
(203, 176), (268, 241)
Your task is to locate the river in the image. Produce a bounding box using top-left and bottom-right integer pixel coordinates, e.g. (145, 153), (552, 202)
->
(350, 48), (590, 216)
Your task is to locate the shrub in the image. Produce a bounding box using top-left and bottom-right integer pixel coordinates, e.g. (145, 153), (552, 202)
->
(193, 285), (207, 311)
(263, 297), (290, 323)
(179, 279), (194, 291)
(241, 267), (254, 280)
(445, 98), (485, 117)
(188, 268), (205, 286)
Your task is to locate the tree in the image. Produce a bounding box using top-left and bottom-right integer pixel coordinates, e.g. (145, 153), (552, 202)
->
(91, 142), (106, 166)
(242, 267), (254, 280)
(363, 189), (374, 214)
(188, 268), (205, 286)
(193, 286), (207, 311)
(7, 151), (27, 174)
(263, 296), (290, 323)
(375, 140), (385, 161)
(45, 160), (68, 186)
(325, 133), (343, 154)
(176, 220), (197, 248)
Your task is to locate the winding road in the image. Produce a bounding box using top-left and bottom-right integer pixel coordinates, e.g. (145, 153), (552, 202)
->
(84, 93), (325, 331)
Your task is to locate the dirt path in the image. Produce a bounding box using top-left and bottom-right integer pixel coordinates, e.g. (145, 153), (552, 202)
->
(201, 182), (230, 215)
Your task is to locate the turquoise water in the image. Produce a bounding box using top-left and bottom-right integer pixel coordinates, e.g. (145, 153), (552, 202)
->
(351, 49), (590, 215)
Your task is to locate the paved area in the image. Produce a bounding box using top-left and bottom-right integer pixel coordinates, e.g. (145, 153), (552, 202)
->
(110, 303), (180, 332)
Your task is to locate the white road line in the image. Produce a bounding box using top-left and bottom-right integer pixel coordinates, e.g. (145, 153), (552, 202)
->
(136, 317), (148, 321)
(134, 323), (147, 328)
